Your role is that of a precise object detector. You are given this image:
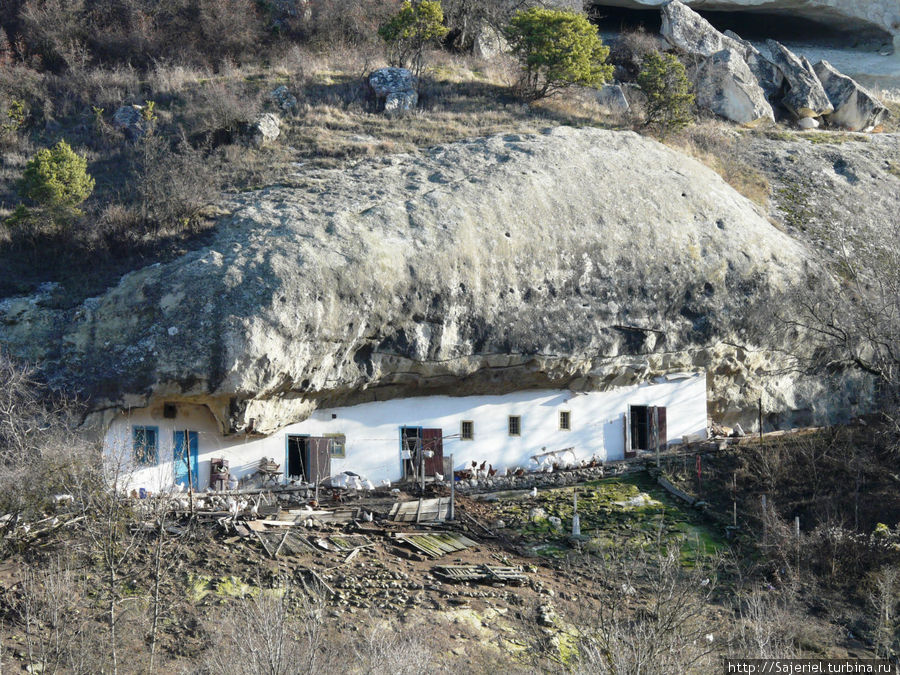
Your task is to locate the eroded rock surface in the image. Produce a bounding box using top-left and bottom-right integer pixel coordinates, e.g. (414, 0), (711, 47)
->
(596, 0), (900, 47)
(0, 128), (876, 435)
(813, 60), (891, 131)
(694, 48), (775, 125)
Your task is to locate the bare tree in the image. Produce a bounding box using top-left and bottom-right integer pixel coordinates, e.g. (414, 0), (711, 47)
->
(778, 222), (900, 450)
(868, 565), (900, 658)
(204, 579), (332, 675)
(729, 585), (799, 660)
(568, 545), (722, 675)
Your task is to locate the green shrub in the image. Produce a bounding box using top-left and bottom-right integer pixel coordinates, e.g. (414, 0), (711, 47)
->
(20, 140), (94, 217)
(378, 0), (449, 76)
(504, 7), (613, 101)
(637, 51), (694, 135)
(1, 99), (26, 136)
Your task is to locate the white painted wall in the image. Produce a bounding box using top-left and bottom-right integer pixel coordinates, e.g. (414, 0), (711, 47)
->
(104, 374), (707, 492)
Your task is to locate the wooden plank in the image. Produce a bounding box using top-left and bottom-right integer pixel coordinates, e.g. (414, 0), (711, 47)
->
(274, 530), (290, 557)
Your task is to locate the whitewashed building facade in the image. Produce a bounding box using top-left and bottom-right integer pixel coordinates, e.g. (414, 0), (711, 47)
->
(103, 372), (708, 492)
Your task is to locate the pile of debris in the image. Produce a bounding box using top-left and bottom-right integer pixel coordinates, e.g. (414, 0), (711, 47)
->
(658, 0), (889, 130)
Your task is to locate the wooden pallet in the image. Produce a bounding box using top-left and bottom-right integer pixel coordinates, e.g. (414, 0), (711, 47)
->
(433, 564), (527, 585)
(389, 498), (450, 523)
(315, 534), (373, 552)
(392, 531), (477, 558)
(276, 507), (361, 524)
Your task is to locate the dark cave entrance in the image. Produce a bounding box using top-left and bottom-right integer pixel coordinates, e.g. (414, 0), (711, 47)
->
(588, 4), (891, 48)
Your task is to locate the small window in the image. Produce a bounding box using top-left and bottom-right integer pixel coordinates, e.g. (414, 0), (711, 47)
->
(325, 433), (346, 458)
(559, 411), (571, 431)
(132, 426), (158, 465)
(508, 415), (521, 436)
(460, 420), (474, 441)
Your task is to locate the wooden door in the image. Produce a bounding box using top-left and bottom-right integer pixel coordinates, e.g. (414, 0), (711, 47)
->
(174, 430), (199, 489)
(421, 428), (443, 476)
(654, 406), (667, 449)
(306, 437), (332, 484)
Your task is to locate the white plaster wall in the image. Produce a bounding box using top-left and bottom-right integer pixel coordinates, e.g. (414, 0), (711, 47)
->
(105, 374), (707, 492)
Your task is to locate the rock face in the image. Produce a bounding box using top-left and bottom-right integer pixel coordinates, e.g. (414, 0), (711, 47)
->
(595, 0), (900, 47)
(813, 60), (890, 131)
(722, 30), (784, 101)
(0, 127), (871, 436)
(693, 48), (775, 125)
(368, 68), (418, 116)
(766, 40), (834, 118)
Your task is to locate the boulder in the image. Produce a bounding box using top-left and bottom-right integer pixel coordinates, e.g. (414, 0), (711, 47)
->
(112, 104), (149, 140)
(368, 68), (418, 116)
(694, 48), (775, 126)
(722, 30), (784, 101)
(595, 84), (631, 115)
(270, 85), (299, 113)
(472, 24), (509, 59)
(248, 113), (280, 147)
(813, 60), (890, 132)
(1, 126), (863, 436)
(660, 2), (783, 102)
(766, 40), (833, 118)
(661, 0), (732, 57)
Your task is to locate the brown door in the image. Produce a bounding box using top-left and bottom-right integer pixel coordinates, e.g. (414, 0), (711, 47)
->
(421, 428), (444, 476)
(655, 406), (667, 449)
(307, 437), (332, 484)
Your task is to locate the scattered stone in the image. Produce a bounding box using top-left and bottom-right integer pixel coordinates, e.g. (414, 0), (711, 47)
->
(766, 40), (833, 119)
(368, 67), (418, 116)
(112, 104), (149, 140)
(248, 113), (281, 147)
(270, 85), (299, 113)
(813, 60), (890, 132)
(595, 84), (631, 115)
(694, 49), (774, 126)
(537, 603), (556, 626)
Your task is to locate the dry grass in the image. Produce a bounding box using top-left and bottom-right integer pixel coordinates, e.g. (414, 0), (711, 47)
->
(664, 120), (771, 207)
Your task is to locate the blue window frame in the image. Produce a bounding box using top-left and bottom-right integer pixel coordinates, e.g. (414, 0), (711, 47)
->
(132, 426), (159, 465)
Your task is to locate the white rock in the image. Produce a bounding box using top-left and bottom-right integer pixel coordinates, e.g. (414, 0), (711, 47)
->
(368, 68), (418, 116)
(797, 116), (819, 129)
(249, 113), (280, 147)
(595, 84), (631, 115)
(813, 60), (890, 132)
(766, 40), (833, 119)
(694, 48), (774, 126)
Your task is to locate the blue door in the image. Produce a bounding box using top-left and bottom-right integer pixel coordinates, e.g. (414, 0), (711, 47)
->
(174, 430), (199, 489)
